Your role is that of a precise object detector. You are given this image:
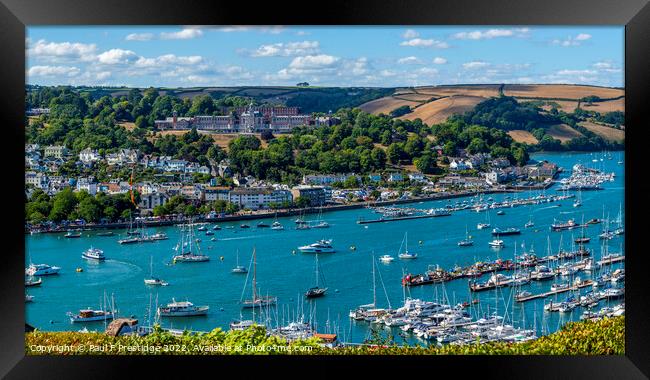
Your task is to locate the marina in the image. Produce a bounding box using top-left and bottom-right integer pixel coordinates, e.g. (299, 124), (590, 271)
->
(25, 152), (624, 345)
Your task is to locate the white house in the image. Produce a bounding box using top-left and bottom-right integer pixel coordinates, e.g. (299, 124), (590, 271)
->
(76, 177), (98, 195)
(79, 148), (101, 164)
(449, 160), (470, 171)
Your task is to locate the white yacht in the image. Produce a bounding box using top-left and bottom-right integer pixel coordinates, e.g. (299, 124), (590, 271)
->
(298, 239), (335, 253)
(81, 247), (105, 261)
(230, 319), (255, 330)
(25, 263), (61, 276)
(157, 299), (209, 317)
(271, 221), (284, 230)
(379, 255), (395, 263)
(488, 239), (505, 248)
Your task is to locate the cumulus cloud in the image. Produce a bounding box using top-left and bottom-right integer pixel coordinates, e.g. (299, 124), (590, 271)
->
(288, 54), (340, 70)
(160, 28), (204, 40)
(397, 56), (423, 64)
(552, 33), (592, 47)
(432, 57), (447, 64)
(28, 39), (97, 62)
(400, 38), (449, 48)
(125, 33), (154, 41)
(97, 49), (138, 65)
(28, 65), (81, 77)
(452, 28), (530, 40)
(462, 61), (490, 69)
(135, 54), (203, 67)
(250, 41), (320, 57)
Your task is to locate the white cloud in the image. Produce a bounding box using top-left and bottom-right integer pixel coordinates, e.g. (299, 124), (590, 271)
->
(402, 29), (419, 39)
(216, 26), (250, 32)
(552, 33), (592, 47)
(288, 54), (340, 70)
(28, 65), (80, 77)
(432, 57), (447, 64)
(160, 28), (204, 40)
(397, 56), (423, 64)
(556, 69), (597, 76)
(452, 28), (530, 40)
(250, 41), (320, 57)
(125, 33), (154, 41)
(344, 57), (370, 76)
(400, 38), (449, 48)
(462, 61), (490, 69)
(135, 54), (203, 67)
(28, 39), (97, 62)
(97, 49), (138, 65)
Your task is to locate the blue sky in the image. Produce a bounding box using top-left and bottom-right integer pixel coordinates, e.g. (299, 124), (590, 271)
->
(26, 26), (624, 88)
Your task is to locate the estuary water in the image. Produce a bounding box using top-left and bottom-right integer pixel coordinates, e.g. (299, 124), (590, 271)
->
(25, 151), (625, 344)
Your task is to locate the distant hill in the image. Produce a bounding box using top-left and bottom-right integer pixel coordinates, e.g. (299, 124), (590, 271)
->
(25, 85), (394, 115)
(358, 84), (624, 143)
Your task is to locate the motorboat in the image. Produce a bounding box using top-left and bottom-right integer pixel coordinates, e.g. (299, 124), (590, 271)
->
(68, 308), (116, 323)
(488, 239), (505, 248)
(64, 231), (82, 238)
(271, 221), (284, 230)
(157, 299), (209, 317)
(379, 255), (395, 263)
(298, 239), (335, 254)
(25, 263), (61, 276)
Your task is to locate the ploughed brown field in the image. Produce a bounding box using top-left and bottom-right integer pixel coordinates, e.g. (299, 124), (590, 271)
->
(360, 84), (625, 124)
(357, 96), (420, 115)
(398, 95), (486, 125)
(507, 130), (539, 144)
(546, 124), (584, 142)
(580, 122), (625, 142)
(502, 84), (623, 100)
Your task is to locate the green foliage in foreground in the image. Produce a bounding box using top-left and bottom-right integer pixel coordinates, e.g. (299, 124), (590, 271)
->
(25, 316), (624, 355)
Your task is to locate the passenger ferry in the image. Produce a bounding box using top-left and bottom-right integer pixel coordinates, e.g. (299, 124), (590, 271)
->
(298, 239), (335, 253)
(25, 263), (61, 276)
(81, 247), (105, 261)
(157, 299), (209, 317)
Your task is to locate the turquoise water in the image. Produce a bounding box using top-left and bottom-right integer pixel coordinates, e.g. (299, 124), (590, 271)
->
(25, 151), (625, 344)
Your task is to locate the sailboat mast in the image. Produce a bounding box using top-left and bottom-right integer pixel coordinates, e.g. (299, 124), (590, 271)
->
(252, 247), (257, 301)
(372, 256), (376, 306)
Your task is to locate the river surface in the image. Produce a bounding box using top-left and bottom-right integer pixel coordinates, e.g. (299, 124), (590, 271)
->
(25, 151), (625, 345)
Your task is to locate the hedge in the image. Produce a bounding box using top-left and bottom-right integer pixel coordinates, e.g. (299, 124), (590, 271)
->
(25, 316), (624, 355)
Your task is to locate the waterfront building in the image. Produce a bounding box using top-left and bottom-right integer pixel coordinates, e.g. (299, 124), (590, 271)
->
(203, 186), (231, 202)
(302, 173), (359, 186)
(408, 172), (426, 182)
(228, 187), (292, 210)
(139, 191), (170, 210)
(290, 185), (330, 206)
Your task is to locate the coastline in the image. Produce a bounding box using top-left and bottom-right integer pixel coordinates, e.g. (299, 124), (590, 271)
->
(25, 188), (526, 235)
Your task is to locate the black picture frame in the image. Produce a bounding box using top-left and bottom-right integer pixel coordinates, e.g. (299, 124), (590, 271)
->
(1, 0), (649, 378)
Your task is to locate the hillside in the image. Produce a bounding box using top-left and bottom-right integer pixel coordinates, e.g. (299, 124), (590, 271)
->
(358, 84), (624, 145)
(26, 85), (394, 115)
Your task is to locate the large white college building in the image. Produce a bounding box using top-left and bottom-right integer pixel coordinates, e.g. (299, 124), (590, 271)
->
(154, 104), (319, 134)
